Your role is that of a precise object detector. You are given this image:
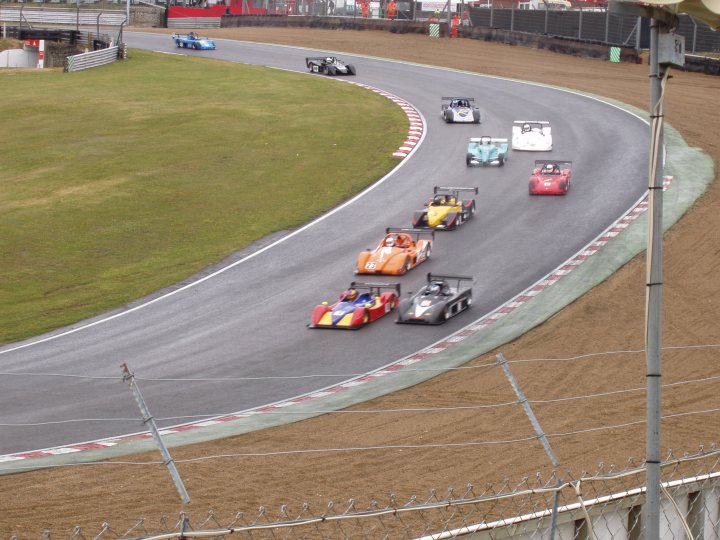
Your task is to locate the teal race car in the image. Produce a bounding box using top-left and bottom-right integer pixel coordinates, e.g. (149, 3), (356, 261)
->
(466, 136), (509, 167)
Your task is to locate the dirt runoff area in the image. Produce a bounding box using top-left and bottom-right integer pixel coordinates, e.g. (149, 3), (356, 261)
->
(2, 28), (718, 537)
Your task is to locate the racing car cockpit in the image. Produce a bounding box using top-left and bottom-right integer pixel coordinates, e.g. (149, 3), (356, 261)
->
(452, 99), (470, 108)
(542, 163), (560, 175)
(426, 281), (452, 296)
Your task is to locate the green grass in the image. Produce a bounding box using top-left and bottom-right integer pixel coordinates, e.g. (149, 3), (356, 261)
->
(0, 49), (407, 343)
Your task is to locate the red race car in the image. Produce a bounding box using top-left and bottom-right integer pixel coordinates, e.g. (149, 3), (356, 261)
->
(529, 160), (572, 195)
(309, 282), (400, 330)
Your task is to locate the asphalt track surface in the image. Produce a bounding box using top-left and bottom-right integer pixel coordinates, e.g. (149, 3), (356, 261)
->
(0, 34), (649, 456)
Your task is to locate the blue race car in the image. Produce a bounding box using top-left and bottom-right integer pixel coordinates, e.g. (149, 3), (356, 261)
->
(466, 136), (509, 167)
(172, 32), (216, 50)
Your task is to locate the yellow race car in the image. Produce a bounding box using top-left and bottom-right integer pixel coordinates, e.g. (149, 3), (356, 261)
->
(412, 186), (478, 230)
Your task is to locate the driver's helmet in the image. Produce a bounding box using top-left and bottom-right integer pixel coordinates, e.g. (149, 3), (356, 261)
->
(326, 57), (333, 63)
(384, 236), (395, 247)
(428, 282), (442, 295)
(543, 163), (555, 174)
(522, 123), (531, 132)
(446, 196), (456, 205)
(345, 288), (358, 302)
(433, 195), (445, 205)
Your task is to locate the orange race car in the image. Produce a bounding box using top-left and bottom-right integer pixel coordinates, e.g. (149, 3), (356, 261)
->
(356, 228), (434, 275)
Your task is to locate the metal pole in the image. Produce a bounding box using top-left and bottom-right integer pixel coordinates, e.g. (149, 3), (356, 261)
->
(497, 353), (561, 540)
(604, 6), (609, 43)
(578, 6), (582, 40)
(510, 0), (514, 31)
(122, 364), (190, 504)
(644, 17), (666, 540)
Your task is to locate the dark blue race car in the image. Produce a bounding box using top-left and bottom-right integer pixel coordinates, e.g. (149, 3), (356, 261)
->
(172, 32), (216, 50)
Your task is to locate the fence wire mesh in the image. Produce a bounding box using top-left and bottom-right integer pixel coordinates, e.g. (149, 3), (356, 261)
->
(15, 446), (718, 540)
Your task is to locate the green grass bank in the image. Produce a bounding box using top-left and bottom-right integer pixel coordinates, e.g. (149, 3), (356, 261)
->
(0, 49), (407, 344)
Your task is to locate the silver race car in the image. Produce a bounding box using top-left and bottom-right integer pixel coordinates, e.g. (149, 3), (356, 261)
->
(306, 56), (357, 76)
(397, 273), (474, 325)
(441, 97), (481, 124)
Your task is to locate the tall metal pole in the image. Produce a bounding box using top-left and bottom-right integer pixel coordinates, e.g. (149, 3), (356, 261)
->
(644, 17), (666, 540)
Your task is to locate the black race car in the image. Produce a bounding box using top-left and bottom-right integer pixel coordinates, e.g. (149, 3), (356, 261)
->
(306, 56), (357, 76)
(397, 273), (474, 325)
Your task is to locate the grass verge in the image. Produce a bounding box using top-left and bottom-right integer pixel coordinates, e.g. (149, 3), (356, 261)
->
(0, 49), (407, 343)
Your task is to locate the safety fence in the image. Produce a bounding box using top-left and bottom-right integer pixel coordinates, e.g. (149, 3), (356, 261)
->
(0, 6), (126, 26)
(13, 447), (718, 539)
(466, 7), (719, 53)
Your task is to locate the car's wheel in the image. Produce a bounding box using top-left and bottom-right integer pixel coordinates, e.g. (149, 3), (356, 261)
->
(193, 43), (200, 50)
(466, 153), (473, 167)
(444, 112), (452, 124)
(347, 64), (356, 75)
(389, 296), (397, 310)
(498, 155), (505, 166)
(363, 310), (370, 325)
(473, 111), (481, 123)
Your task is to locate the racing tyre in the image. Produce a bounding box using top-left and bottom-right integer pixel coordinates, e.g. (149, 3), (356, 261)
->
(389, 297), (397, 310)
(444, 112), (452, 124)
(466, 153), (473, 167)
(193, 43), (200, 50)
(498, 155), (505, 166)
(347, 65), (356, 76)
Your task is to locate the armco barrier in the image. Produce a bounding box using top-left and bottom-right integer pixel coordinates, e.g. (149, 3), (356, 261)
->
(167, 17), (222, 29)
(64, 45), (119, 72)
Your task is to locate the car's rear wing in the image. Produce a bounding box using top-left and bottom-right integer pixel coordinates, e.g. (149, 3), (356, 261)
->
(434, 186), (479, 195)
(442, 97), (475, 102)
(386, 227), (434, 240)
(426, 273), (475, 287)
(513, 120), (550, 125)
(469, 137), (508, 144)
(534, 160), (572, 169)
(349, 282), (401, 296)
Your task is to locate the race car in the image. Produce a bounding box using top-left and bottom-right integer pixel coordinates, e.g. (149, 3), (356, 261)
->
(309, 282), (400, 329)
(412, 186), (478, 230)
(441, 97), (481, 124)
(529, 160), (572, 195)
(397, 273), (474, 325)
(512, 120), (552, 151)
(466, 136), (509, 167)
(357, 228), (434, 275)
(171, 32), (216, 50)
(306, 56), (357, 76)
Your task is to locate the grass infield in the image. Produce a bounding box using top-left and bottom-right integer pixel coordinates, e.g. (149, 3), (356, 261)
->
(0, 48), (407, 344)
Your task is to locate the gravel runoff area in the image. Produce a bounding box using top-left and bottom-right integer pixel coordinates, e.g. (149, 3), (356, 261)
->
(1, 27), (719, 536)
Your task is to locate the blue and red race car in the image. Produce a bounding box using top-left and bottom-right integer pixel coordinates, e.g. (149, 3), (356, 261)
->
(309, 282), (400, 329)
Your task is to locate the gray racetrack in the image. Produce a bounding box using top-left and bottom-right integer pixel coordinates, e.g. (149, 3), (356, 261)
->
(0, 34), (649, 456)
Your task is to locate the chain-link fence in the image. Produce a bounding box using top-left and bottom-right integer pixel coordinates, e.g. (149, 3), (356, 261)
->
(18, 447), (718, 540)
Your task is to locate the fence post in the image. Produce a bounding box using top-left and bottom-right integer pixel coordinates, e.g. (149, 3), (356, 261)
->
(121, 363), (190, 504)
(605, 7), (609, 43)
(497, 353), (562, 540)
(510, 1), (514, 32)
(578, 6), (582, 40)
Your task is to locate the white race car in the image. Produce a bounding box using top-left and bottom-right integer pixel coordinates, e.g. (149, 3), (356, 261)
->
(512, 120), (552, 151)
(441, 97), (481, 124)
